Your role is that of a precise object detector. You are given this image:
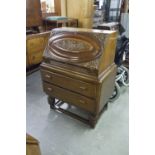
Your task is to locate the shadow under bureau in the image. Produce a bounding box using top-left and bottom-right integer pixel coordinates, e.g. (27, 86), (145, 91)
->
(40, 27), (117, 128)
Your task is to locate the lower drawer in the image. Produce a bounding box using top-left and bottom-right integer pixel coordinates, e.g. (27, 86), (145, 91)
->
(43, 82), (96, 113)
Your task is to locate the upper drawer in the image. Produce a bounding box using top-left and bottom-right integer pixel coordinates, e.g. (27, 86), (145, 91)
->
(41, 70), (96, 98)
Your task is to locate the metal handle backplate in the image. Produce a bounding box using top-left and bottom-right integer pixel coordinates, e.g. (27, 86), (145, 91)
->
(45, 74), (51, 78)
(47, 87), (52, 91)
(79, 86), (87, 90)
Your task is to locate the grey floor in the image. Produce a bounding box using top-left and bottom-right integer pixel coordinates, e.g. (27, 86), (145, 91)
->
(26, 71), (129, 155)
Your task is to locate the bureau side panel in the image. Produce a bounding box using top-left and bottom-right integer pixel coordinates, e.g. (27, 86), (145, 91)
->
(98, 32), (117, 74)
(97, 64), (117, 113)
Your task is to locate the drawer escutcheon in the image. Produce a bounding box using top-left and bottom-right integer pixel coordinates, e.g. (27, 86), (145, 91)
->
(79, 86), (87, 90)
(79, 100), (86, 104)
(47, 87), (53, 91)
(45, 74), (51, 78)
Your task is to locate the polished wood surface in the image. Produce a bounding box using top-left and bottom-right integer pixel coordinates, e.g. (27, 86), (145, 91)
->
(26, 134), (41, 155)
(54, 0), (61, 15)
(26, 0), (52, 69)
(40, 27), (117, 127)
(26, 31), (50, 67)
(41, 70), (96, 98)
(43, 82), (95, 113)
(43, 27), (117, 75)
(61, 0), (94, 28)
(48, 32), (100, 63)
(26, 0), (42, 27)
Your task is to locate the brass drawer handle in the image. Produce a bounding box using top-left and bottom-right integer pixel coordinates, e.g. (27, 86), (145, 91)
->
(47, 87), (53, 91)
(45, 74), (51, 78)
(79, 100), (86, 104)
(79, 86), (87, 90)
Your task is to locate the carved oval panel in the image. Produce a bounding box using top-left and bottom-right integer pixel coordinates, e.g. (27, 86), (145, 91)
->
(47, 33), (101, 63)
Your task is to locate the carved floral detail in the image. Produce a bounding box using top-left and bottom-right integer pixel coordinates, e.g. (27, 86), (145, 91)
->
(46, 29), (107, 69)
(80, 58), (99, 70)
(53, 39), (92, 52)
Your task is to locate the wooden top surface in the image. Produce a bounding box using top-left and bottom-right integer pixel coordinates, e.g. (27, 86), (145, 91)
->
(26, 134), (39, 144)
(98, 22), (119, 27)
(52, 27), (117, 34)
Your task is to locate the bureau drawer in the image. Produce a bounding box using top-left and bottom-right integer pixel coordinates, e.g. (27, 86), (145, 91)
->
(43, 82), (96, 113)
(41, 70), (96, 98)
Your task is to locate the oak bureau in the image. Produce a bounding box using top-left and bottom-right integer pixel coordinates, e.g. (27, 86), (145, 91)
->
(40, 27), (117, 128)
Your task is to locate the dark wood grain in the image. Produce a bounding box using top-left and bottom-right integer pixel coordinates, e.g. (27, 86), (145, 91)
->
(26, 0), (42, 27)
(41, 69), (96, 98)
(40, 27), (117, 128)
(26, 134), (41, 155)
(43, 82), (95, 113)
(26, 31), (50, 67)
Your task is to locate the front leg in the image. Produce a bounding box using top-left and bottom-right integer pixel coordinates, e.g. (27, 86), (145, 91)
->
(48, 96), (56, 109)
(89, 114), (98, 128)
